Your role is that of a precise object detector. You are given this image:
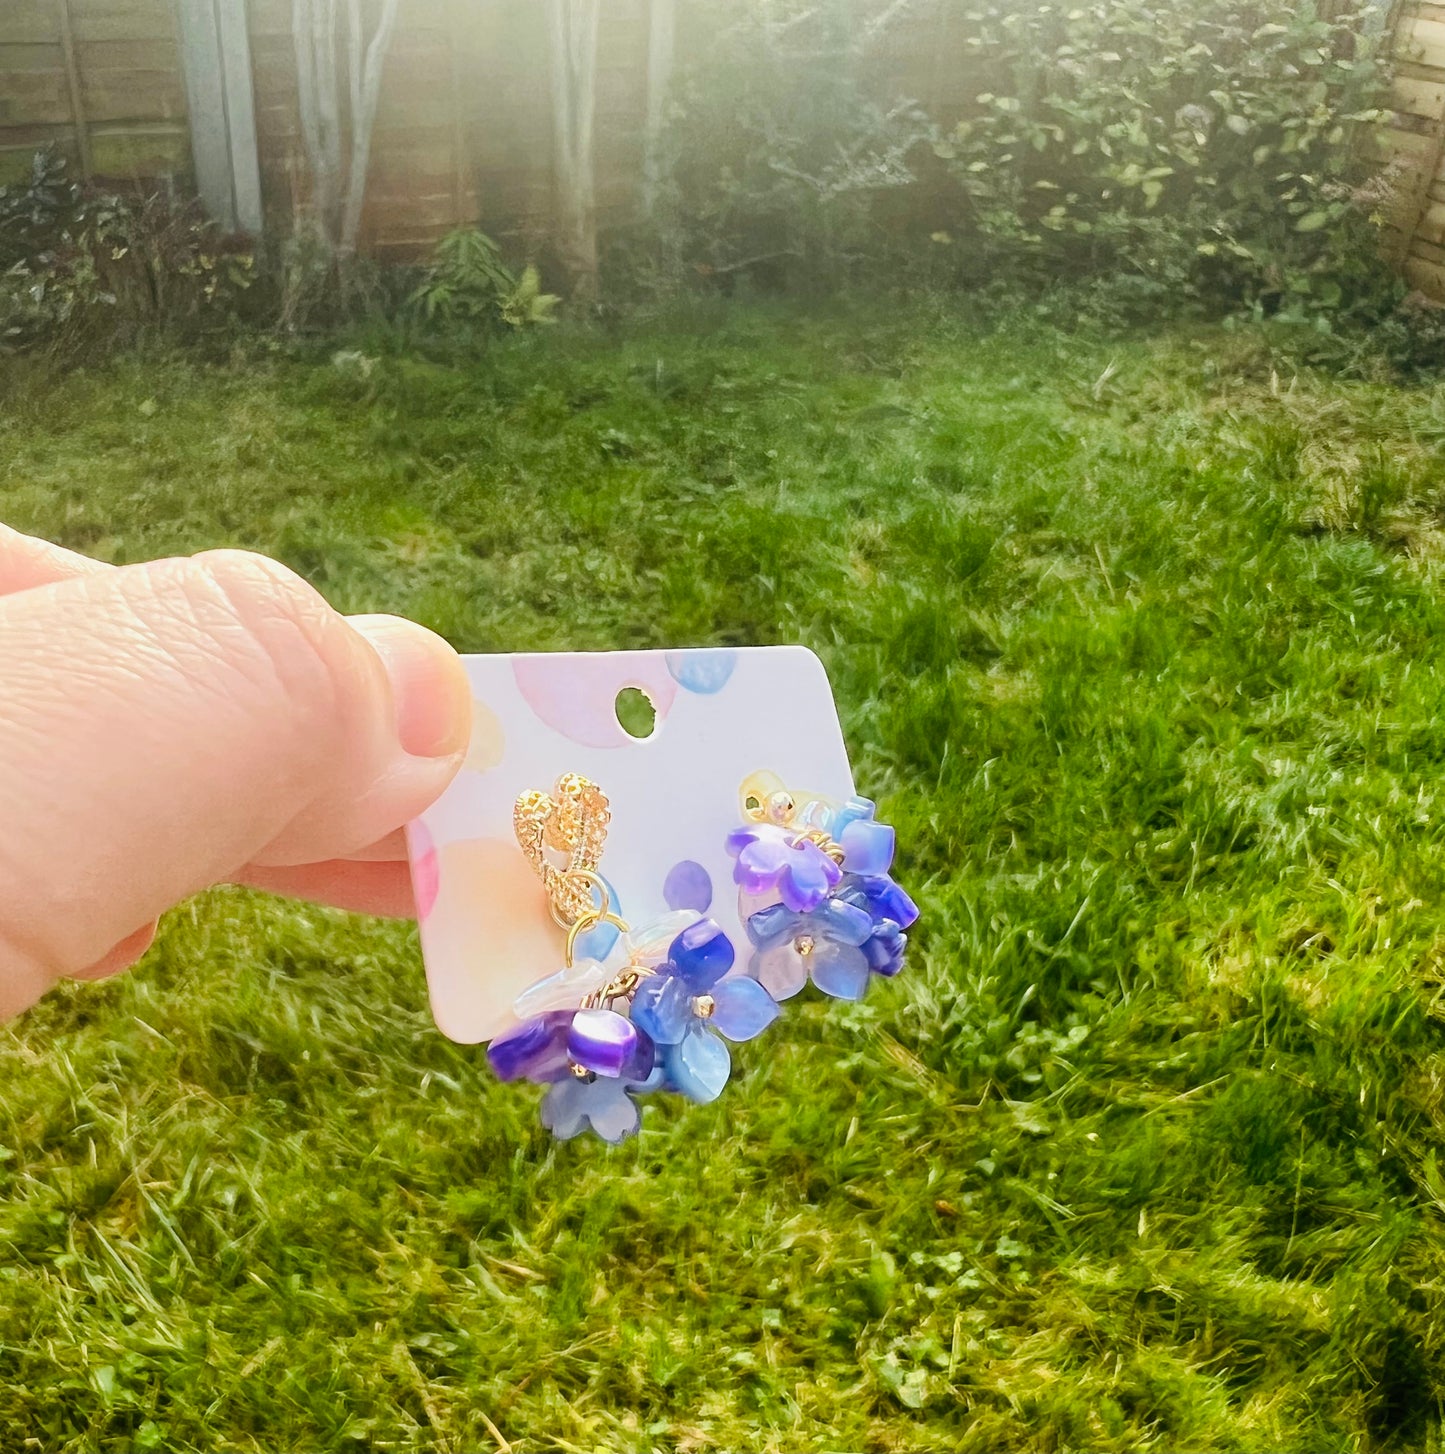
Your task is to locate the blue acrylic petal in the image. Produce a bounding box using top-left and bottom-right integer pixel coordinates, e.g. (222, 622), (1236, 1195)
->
(833, 881), (870, 913)
(631, 973), (695, 1046)
(630, 1062), (671, 1095)
(541, 1077), (642, 1144)
(817, 898), (875, 947)
(571, 914), (622, 963)
(668, 918), (735, 990)
(863, 920), (907, 975)
(810, 942), (872, 1001)
(708, 976), (780, 1042)
(832, 796), (876, 833)
(666, 1028), (731, 1103)
(539, 1079), (591, 1139)
(747, 902), (798, 947)
(840, 819), (895, 876)
(583, 1078), (643, 1144)
(848, 873), (921, 930)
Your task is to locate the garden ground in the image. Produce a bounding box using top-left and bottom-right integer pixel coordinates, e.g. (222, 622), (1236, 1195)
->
(2, 304), (1445, 1451)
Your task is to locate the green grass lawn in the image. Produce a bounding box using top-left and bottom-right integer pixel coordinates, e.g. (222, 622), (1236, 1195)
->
(4, 305), (1445, 1452)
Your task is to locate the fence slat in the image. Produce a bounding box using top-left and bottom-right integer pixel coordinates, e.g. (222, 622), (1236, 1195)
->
(54, 0), (90, 179)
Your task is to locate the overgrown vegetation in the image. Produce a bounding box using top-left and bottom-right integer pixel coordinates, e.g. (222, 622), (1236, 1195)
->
(629, 0), (1429, 358)
(4, 307), (1445, 1449)
(939, 0), (1394, 320)
(636, 2), (934, 293)
(0, 150), (256, 357)
(3, 0), (1429, 368)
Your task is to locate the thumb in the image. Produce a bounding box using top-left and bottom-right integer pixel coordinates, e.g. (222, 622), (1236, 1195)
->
(0, 548), (471, 1016)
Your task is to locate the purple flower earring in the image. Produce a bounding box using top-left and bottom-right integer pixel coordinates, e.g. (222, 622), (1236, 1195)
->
(489, 774), (779, 1146)
(727, 775), (919, 1002)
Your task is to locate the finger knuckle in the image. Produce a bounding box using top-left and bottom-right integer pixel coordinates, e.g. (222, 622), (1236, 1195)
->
(186, 549), (345, 726)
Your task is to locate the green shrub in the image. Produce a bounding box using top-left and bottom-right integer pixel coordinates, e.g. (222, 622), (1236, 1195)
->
(937, 0), (1396, 319)
(407, 228), (559, 330)
(638, 0), (1405, 341)
(0, 149), (257, 356)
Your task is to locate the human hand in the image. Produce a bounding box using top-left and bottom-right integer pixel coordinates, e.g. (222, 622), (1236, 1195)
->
(0, 525), (471, 1018)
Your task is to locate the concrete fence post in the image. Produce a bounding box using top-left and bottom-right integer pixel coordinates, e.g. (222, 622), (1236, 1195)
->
(176, 0), (264, 234)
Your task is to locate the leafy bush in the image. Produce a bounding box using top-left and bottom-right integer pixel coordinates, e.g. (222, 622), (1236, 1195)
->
(629, 0), (934, 294)
(0, 149), (256, 355)
(640, 0), (1405, 340)
(408, 229), (559, 330)
(937, 0), (1395, 319)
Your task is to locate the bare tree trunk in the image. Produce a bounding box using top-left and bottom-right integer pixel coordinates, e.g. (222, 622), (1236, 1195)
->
(546, 0), (601, 305)
(292, 0), (397, 260)
(338, 0), (401, 257)
(292, 0), (341, 240)
(641, 0), (674, 217)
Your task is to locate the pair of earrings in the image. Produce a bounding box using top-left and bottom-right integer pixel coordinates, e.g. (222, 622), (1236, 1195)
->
(487, 770), (918, 1144)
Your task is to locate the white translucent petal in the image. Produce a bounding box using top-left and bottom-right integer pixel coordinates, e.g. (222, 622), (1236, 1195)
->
(619, 909), (702, 969)
(752, 942), (808, 1000)
(512, 957), (609, 1019)
(738, 887), (784, 921)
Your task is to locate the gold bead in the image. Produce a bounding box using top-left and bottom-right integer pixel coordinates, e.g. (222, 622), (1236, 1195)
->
(766, 790), (796, 826)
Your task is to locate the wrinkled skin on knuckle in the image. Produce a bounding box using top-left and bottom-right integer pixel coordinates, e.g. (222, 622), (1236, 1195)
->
(184, 549), (368, 756)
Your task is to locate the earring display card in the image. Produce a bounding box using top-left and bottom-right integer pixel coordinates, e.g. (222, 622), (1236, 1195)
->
(405, 646), (856, 1044)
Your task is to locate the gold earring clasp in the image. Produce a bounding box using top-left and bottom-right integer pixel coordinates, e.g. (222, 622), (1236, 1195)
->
(513, 772), (613, 927)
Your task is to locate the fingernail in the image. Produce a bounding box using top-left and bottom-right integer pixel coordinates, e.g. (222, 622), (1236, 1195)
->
(349, 614), (471, 759)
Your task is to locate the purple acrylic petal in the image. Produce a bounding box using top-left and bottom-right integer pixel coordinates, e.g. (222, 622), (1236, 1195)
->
(708, 976), (780, 1042)
(567, 1008), (638, 1077)
(778, 839), (842, 913)
(735, 836), (791, 895)
(621, 1025), (657, 1081)
(487, 1012), (574, 1083)
(663, 859), (713, 913)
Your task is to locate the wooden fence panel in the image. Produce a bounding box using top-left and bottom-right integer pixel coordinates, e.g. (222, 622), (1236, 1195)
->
(1391, 1), (1445, 294)
(0, 0), (189, 185)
